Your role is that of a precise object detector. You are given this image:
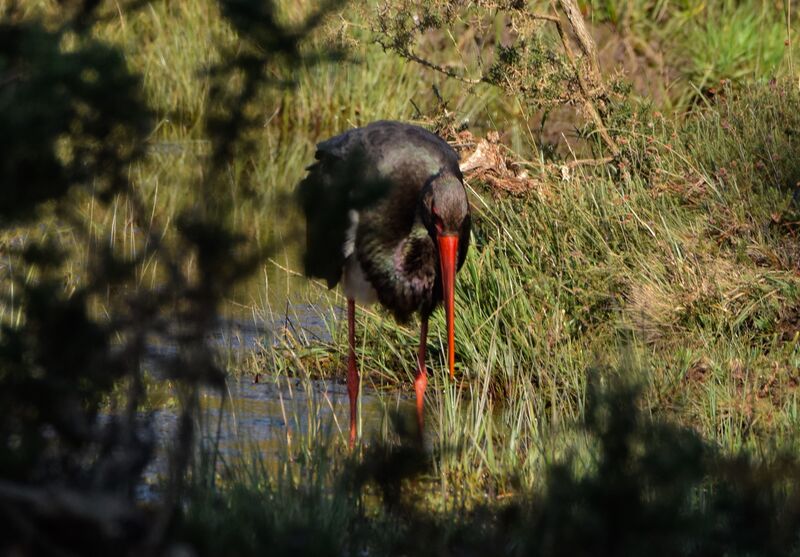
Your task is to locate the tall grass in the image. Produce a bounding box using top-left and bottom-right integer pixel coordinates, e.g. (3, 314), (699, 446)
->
(588, 0), (794, 111)
(262, 80), (800, 497)
(176, 376), (800, 555)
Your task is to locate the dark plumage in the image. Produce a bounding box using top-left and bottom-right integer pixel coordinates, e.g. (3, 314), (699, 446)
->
(297, 120), (471, 445)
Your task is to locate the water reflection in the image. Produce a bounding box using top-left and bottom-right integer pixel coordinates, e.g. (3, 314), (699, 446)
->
(197, 377), (392, 456)
(141, 374), (415, 499)
(140, 303), (417, 499)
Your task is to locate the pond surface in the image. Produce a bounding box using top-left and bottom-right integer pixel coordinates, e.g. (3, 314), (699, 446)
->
(140, 309), (414, 497)
(140, 377), (411, 500)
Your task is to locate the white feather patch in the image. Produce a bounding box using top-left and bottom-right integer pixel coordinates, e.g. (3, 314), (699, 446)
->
(342, 256), (378, 305)
(343, 209), (358, 258)
(341, 210), (378, 304)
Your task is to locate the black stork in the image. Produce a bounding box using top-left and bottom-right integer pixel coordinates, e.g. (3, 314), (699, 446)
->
(297, 120), (471, 446)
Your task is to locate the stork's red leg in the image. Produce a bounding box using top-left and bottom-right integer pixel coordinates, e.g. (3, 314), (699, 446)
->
(414, 315), (429, 436)
(347, 298), (359, 448)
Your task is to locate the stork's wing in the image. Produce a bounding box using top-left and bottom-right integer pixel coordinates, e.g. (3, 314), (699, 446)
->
(296, 126), (388, 287)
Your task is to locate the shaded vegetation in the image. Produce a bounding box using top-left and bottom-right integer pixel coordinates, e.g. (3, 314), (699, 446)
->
(179, 377), (800, 556)
(0, 0), (336, 553)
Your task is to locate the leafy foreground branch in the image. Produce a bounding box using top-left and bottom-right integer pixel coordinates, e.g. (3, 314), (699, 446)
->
(0, 0), (338, 554)
(179, 376), (800, 557)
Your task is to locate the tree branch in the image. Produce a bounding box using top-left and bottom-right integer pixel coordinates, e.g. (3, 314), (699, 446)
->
(375, 38), (482, 85)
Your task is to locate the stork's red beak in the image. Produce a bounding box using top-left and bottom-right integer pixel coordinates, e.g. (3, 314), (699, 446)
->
(437, 234), (458, 380)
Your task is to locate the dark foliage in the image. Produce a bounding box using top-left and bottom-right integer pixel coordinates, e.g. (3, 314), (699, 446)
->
(178, 376), (800, 557)
(0, 21), (149, 220)
(401, 378), (800, 557)
(0, 1), (337, 554)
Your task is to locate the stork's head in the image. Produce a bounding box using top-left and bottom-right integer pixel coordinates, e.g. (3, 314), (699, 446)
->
(420, 173), (470, 380)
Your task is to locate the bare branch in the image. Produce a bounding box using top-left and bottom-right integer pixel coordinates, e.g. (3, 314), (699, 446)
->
(374, 38), (483, 85)
(549, 1), (620, 156)
(556, 0), (603, 84)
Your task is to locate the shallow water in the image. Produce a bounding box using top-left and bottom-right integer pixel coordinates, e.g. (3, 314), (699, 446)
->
(140, 377), (408, 500)
(197, 376), (393, 454)
(140, 308), (413, 497)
